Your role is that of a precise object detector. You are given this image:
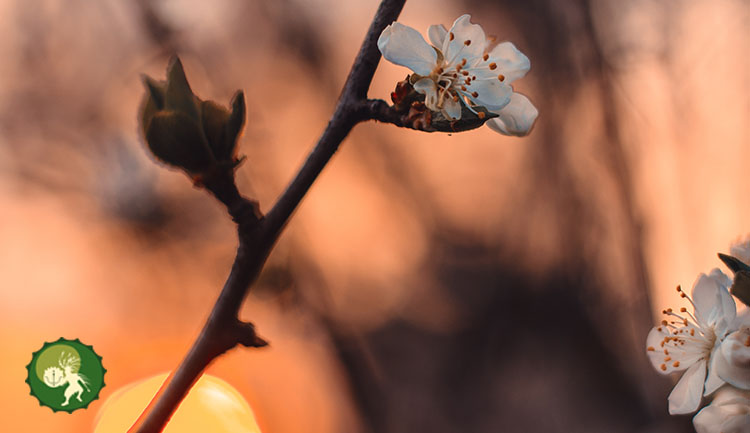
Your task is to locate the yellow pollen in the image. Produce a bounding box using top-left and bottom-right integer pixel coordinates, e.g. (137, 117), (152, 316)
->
(464, 40), (471, 46)
(471, 91), (479, 98)
(673, 361), (680, 368)
(660, 364), (667, 371)
(483, 53), (489, 61)
(449, 32), (454, 41)
(489, 62), (497, 70)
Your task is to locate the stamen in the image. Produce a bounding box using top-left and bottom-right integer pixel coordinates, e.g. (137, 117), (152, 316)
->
(461, 85), (467, 91)
(471, 91), (479, 98)
(498, 74), (505, 81)
(464, 40), (471, 46)
(462, 71), (469, 76)
(660, 364), (667, 371)
(489, 62), (497, 70)
(461, 58), (467, 67)
(483, 53), (489, 61)
(673, 361), (680, 368)
(664, 356), (672, 361)
(449, 32), (454, 41)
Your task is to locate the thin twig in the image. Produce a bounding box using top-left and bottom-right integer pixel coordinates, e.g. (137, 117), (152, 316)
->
(131, 1), (406, 431)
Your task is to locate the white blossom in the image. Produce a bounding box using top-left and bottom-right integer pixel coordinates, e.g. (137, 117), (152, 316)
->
(377, 15), (538, 136)
(694, 386), (750, 433)
(647, 269), (736, 414)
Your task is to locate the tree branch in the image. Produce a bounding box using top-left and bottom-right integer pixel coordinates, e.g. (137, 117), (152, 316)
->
(131, 1), (406, 431)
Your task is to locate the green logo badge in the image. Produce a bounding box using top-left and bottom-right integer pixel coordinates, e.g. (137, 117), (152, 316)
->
(25, 338), (106, 413)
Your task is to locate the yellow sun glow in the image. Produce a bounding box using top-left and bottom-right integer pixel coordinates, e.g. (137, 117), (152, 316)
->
(93, 373), (262, 433)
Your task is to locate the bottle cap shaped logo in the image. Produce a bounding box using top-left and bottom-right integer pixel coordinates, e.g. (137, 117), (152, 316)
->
(26, 338), (106, 413)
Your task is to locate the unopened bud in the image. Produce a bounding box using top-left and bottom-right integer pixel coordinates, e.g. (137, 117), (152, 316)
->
(140, 56), (246, 177)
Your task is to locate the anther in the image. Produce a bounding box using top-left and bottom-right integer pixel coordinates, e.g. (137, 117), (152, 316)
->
(680, 307), (687, 313)
(449, 32), (455, 41)
(660, 364), (667, 371)
(664, 356), (672, 362)
(647, 346), (656, 352)
(673, 361), (680, 368)
(461, 85), (467, 91)
(478, 112), (485, 119)
(462, 71), (469, 76)
(661, 320), (668, 326)
(745, 335), (750, 347)
(471, 91), (479, 98)
(489, 62), (497, 70)
(483, 53), (489, 61)
(464, 40), (471, 46)
(461, 58), (467, 66)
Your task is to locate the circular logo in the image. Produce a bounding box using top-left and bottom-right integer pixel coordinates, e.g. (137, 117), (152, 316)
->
(25, 338), (106, 413)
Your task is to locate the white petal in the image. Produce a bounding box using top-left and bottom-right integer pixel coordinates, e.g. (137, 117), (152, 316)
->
(428, 24), (448, 48)
(486, 92), (538, 136)
(668, 359), (707, 414)
(486, 42), (531, 83)
(443, 15), (486, 64)
(692, 269), (734, 328)
(378, 22), (438, 76)
(705, 347), (726, 396)
(463, 79), (512, 111)
(694, 387), (750, 433)
(413, 77), (439, 111)
(442, 96), (462, 120)
(716, 330), (750, 390)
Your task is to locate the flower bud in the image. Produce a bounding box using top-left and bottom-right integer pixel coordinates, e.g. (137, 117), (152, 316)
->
(140, 57), (246, 177)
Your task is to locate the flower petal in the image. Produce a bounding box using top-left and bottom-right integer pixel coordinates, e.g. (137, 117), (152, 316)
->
(668, 359), (707, 414)
(378, 22), (438, 76)
(428, 24), (448, 48)
(442, 96), (462, 121)
(486, 42), (531, 83)
(486, 92), (538, 136)
(692, 269), (734, 328)
(694, 387), (750, 433)
(413, 77), (439, 111)
(443, 15), (486, 64)
(704, 347), (726, 396)
(716, 330), (750, 390)
(464, 79), (512, 111)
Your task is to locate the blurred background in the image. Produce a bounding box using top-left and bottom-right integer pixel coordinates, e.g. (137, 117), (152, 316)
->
(0, 0), (747, 431)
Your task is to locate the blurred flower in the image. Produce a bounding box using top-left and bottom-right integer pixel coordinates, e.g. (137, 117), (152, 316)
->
(646, 269), (736, 414)
(378, 15), (537, 135)
(731, 237), (750, 266)
(693, 386), (750, 433)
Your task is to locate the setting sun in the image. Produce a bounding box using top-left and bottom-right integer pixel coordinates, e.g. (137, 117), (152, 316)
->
(93, 374), (261, 433)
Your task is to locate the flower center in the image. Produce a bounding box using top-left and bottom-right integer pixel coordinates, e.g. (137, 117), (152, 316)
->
(647, 285), (717, 371)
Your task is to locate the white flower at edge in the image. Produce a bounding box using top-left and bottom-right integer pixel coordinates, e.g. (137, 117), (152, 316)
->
(377, 14), (538, 136)
(646, 269), (736, 414)
(693, 386), (750, 433)
(714, 323), (750, 391)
